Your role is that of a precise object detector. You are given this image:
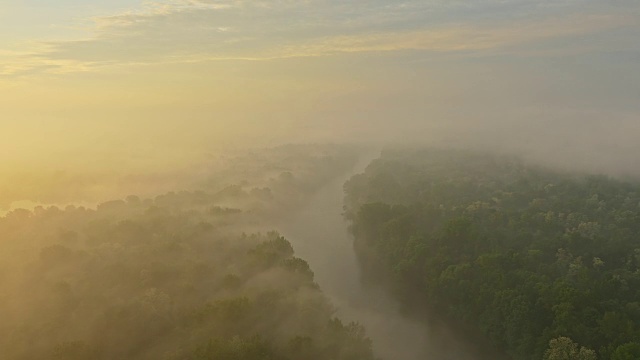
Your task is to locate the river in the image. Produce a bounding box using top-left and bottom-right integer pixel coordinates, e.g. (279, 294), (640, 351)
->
(274, 153), (482, 360)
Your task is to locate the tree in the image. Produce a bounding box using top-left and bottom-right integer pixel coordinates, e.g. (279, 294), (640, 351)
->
(611, 342), (640, 360)
(543, 337), (597, 360)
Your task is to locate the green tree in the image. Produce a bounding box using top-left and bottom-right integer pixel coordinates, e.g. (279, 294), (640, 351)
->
(611, 342), (640, 360)
(543, 337), (597, 360)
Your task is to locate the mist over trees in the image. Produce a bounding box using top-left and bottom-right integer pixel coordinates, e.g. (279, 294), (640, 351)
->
(0, 144), (375, 360)
(0, 144), (359, 215)
(344, 148), (640, 360)
(6, 143), (640, 360)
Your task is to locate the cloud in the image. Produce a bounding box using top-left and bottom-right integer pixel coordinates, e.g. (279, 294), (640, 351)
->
(1, 0), (639, 76)
(280, 13), (635, 56)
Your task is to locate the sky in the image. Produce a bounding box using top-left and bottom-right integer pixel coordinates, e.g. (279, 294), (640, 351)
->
(1, 0), (640, 206)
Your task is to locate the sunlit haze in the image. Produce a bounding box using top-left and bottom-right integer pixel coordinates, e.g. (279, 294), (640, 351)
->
(3, 2), (640, 359)
(3, 1), (640, 209)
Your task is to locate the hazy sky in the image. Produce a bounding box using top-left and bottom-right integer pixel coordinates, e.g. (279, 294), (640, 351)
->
(1, 0), (639, 172)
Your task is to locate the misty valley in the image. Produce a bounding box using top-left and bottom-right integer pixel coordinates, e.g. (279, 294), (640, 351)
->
(4, 1), (639, 359)
(2, 145), (640, 360)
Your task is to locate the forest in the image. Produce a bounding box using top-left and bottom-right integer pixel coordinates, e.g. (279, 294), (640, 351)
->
(0, 145), (375, 360)
(5, 0), (639, 358)
(5, 144), (640, 360)
(345, 148), (640, 360)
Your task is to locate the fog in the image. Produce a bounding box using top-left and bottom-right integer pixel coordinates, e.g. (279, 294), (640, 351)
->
(2, 1), (640, 359)
(3, 57), (640, 211)
(3, 93), (640, 359)
(0, 145), (380, 360)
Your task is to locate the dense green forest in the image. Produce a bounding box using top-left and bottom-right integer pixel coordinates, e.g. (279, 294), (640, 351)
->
(345, 148), (640, 360)
(0, 145), (375, 360)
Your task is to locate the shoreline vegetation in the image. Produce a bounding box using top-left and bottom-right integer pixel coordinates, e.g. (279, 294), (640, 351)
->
(345, 148), (640, 360)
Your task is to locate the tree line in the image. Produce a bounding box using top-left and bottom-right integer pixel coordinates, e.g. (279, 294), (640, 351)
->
(345, 148), (640, 360)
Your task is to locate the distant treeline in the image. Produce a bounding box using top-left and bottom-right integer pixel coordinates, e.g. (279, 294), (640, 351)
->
(345, 148), (640, 360)
(0, 145), (374, 360)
